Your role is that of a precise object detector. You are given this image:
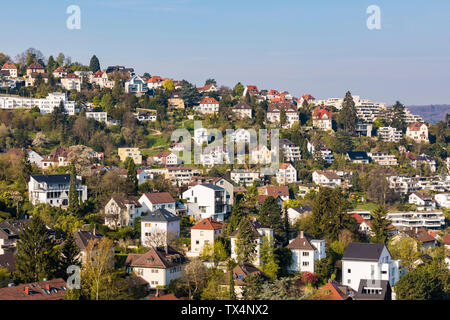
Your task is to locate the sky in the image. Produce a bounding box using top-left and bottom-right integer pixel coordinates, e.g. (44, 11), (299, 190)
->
(2, 0), (450, 105)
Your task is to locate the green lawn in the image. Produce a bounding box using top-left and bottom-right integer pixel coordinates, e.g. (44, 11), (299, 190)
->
(353, 202), (378, 212)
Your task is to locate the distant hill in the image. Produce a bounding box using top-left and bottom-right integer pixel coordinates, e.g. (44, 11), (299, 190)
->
(407, 105), (450, 123)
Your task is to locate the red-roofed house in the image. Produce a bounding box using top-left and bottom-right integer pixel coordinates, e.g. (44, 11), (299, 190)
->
(257, 185), (289, 202)
(312, 106), (333, 131)
(406, 122), (428, 143)
(188, 218), (223, 257)
(194, 96), (219, 114)
(286, 231), (326, 273)
(314, 280), (356, 300)
(138, 192), (176, 214)
(298, 94), (316, 106)
(276, 163), (297, 184)
(0, 278), (68, 300)
(244, 85), (259, 95)
(90, 70), (114, 88)
(61, 73), (82, 92)
(26, 62), (45, 76)
(198, 83), (218, 93)
(152, 152), (180, 166)
(1, 62), (17, 78)
(52, 66), (67, 78)
(147, 76), (165, 89)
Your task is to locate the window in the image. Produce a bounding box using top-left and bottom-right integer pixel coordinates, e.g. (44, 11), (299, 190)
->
(347, 279), (351, 284)
(302, 252), (309, 256)
(348, 269), (351, 273)
(302, 262), (309, 266)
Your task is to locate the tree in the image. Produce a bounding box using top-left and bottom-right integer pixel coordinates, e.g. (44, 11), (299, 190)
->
(391, 101), (406, 131)
(259, 236), (279, 280)
(242, 274), (264, 300)
(82, 237), (115, 300)
(47, 55), (56, 74)
(280, 108), (287, 128)
(15, 216), (60, 283)
(126, 157), (138, 195)
(259, 196), (284, 242)
(370, 205), (391, 244)
(233, 82), (245, 97)
(395, 259), (449, 300)
(339, 91), (357, 135)
(56, 52), (65, 66)
(58, 232), (81, 278)
(184, 258), (208, 300)
(89, 55), (101, 72)
(388, 237), (420, 271)
(0, 267), (11, 288)
(68, 162), (80, 216)
(100, 93), (114, 113)
(235, 216), (257, 264)
(205, 79), (217, 86)
(163, 79), (175, 92)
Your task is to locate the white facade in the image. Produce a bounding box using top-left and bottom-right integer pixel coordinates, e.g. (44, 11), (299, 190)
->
(287, 234), (326, 273)
(182, 184), (230, 221)
(138, 193), (176, 214)
(141, 215), (180, 247)
(342, 244), (401, 291)
(0, 92), (76, 115)
(434, 193), (450, 208)
(377, 126), (402, 143)
(125, 75), (148, 94)
(406, 123), (429, 143)
(276, 163), (297, 184)
(387, 211), (445, 230)
(86, 112), (108, 123)
(28, 174), (87, 207)
(231, 170), (261, 186)
(368, 152), (398, 166)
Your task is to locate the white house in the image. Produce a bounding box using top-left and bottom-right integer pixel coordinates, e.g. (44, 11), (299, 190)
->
(286, 231), (326, 273)
(0, 92), (76, 115)
(27, 150), (43, 168)
(138, 192), (176, 214)
(342, 243), (402, 291)
(182, 184), (231, 221)
(312, 106), (333, 131)
(287, 206), (312, 225)
(230, 170), (261, 186)
(233, 101), (252, 119)
(1, 62), (17, 78)
(104, 195), (144, 228)
(188, 218), (223, 257)
(368, 152), (398, 166)
(231, 128), (253, 144)
(126, 246), (186, 289)
(230, 219), (273, 267)
(28, 174), (87, 207)
(61, 73), (82, 92)
(267, 101), (299, 128)
(140, 209), (181, 247)
(152, 152), (180, 166)
(377, 126), (402, 143)
(125, 75), (148, 94)
(406, 122), (429, 143)
(86, 111), (108, 123)
(312, 170), (342, 187)
(279, 139), (301, 162)
(434, 193), (450, 208)
(276, 163), (297, 184)
(194, 97), (219, 114)
(408, 191), (435, 211)
(387, 211), (445, 230)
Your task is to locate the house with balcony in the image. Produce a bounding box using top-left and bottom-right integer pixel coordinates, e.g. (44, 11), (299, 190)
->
(377, 126), (402, 143)
(104, 194), (144, 228)
(152, 152), (180, 166)
(61, 73), (82, 92)
(164, 166), (200, 186)
(276, 163), (297, 184)
(182, 184), (231, 221)
(286, 231), (326, 273)
(125, 75), (148, 95)
(267, 101), (299, 128)
(408, 191), (435, 211)
(138, 192), (176, 214)
(28, 174), (87, 207)
(312, 106), (333, 131)
(230, 170), (261, 186)
(409, 153), (436, 172)
(279, 139), (301, 162)
(387, 211), (445, 230)
(368, 152), (398, 166)
(307, 140), (334, 164)
(194, 97), (219, 114)
(118, 147), (142, 165)
(342, 243), (402, 292)
(346, 151), (370, 164)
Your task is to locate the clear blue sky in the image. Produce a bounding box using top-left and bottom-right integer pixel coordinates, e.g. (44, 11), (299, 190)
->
(2, 0), (450, 105)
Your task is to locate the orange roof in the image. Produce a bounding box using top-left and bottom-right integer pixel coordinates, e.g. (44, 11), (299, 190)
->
(351, 213), (365, 224)
(408, 122), (426, 131)
(66, 73), (79, 79)
(191, 218), (223, 230)
(257, 185), (289, 198)
(312, 106), (332, 120)
(2, 62), (16, 70)
(317, 280), (354, 300)
(147, 294), (179, 300)
(279, 163), (292, 170)
(148, 76), (163, 83)
(53, 66), (66, 73)
(200, 96), (219, 104)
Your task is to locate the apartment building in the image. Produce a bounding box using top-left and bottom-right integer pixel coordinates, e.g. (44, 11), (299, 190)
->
(377, 126), (402, 143)
(0, 92), (76, 115)
(368, 152), (398, 166)
(118, 147), (142, 165)
(387, 211), (445, 230)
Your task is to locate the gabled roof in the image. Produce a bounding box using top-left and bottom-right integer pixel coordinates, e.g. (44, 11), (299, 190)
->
(191, 217), (223, 230)
(141, 208), (180, 223)
(351, 213), (365, 224)
(230, 219), (268, 238)
(233, 101), (252, 110)
(200, 96), (219, 104)
(408, 122), (426, 131)
(267, 101), (296, 113)
(342, 243), (385, 262)
(53, 66), (67, 73)
(257, 185), (289, 198)
(356, 279), (391, 300)
(110, 194), (141, 209)
(142, 192), (175, 204)
(225, 263), (269, 286)
(2, 62), (16, 70)
(279, 163), (293, 170)
(27, 62), (44, 69)
(286, 232), (316, 251)
(317, 280), (355, 300)
(312, 106), (332, 120)
(315, 170), (341, 180)
(126, 246), (186, 269)
(74, 230), (103, 251)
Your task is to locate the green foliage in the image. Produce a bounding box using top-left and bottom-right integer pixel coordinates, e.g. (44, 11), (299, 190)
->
(260, 236), (279, 280)
(388, 237), (421, 270)
(259, 196), (284, 242)
(15, 215), (60, 283)
(338, 91), (357, 135)
(370, 205), (391, 244)
(89, 55), (101, 72)
(235, 216), (257, 264)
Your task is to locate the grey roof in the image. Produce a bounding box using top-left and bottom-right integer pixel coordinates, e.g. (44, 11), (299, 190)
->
(356, 279), (391, 300)
(141, 208), (180, 223)
(342, 243), (385, 261)
(201, 184), (224, 191)
(290, 206), (312, 214)
(31, 174), (71, 184)
(347, 152), (369, 161)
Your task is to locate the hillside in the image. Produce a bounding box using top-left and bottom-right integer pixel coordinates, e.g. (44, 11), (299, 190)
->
(407, 105), (450, 123)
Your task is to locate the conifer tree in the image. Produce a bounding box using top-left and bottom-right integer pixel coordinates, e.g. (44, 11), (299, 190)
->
(68, 162), (80, 215)
(391, 101), (406, 131)
(58, 232), (81, 278)
(339, 91), (357, 135)
(126, 158), (138, 195)
(235, 216), (257, 264)
(259, 196), (284, 242)
(260, 236), (279, 280)
(280, 108), (287, 128)
(89, 55), (101, 72)
(15, 216), (60, 283)
(370, 205), (391, 244)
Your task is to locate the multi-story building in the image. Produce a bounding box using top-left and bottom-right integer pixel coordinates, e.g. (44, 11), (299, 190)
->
(276, 163), (297, 184)
(1, 62), (18, 78)
(61, 73), (82, 92)
(125, 75), (148, 94)
(0, 92), (76, 115)
(188, 218), (223, 257)
(312, 106), (333, 131)
(230, 170), (261, 186)
(406, 122), (429, 143)
(194, 97), (219, 114)
(182, 184), (231, 221)
(104, 195), (144, 228)
(279, 139), (301, 162)
(307, 141), (334, 164)
(138, 192), (176, 214)
(168, 93), (185, 109)
(118, 147), (142, 164)
(251, 144), (273, 165)
(342, 243), (402, 291)
(408, 191), (435, 211)
(377, 126), (402, 143)
(313, 170), (352, 188)
(387, 175), (419, 195)
(164, 166), (200, 186)
(387, 211), (445, 230)
(41, 147), (70, 170)
(28, 174), (87, 207)
(368, 152), (398, 166)
(267, 101), (299, 128)
(287, 231), (326, 273)
(140, 209), (180, 247)
(86, 111), (108, 123)
(233, 101), (253, 119)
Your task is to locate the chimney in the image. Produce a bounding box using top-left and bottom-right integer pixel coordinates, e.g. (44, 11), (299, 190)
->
(25, 287), (29, 295)
(164, 244), (168, 255)
(300, 231), (304, 238)
(45, 284), (50, 291)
